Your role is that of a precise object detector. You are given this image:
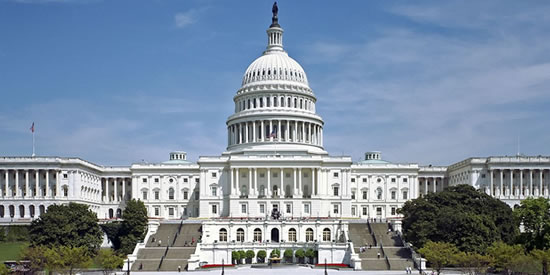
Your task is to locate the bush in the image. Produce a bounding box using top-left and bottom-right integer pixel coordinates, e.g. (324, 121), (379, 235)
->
(257, 250), (267, 263)
(305, 249), (315, 264)
(284, 249), (293, 263)
(245, 250), (255, 263)
(232, 251), (241, 264)
(3, 225), (30, 242)
(270, 249), (280, 258)
(295, 249), (305, 263)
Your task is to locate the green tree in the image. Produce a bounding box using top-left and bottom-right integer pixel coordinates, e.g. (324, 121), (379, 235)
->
(29, 203), (102, 253)
(270, 249), (280, 258)
(0, 263), (9, 275)
(305, 248), (315, 264)
(455, 251), (492, 275)
(100, 222), (122, 250)
(399, 185), (518, 253)
(531, 249), (550, 275)
(118, 199), (148, 255)
(97, 249), (124, 274)
(238, 250), (246, 263)
(418, 241), (459, 274)
(514, 197), (550, 251)
(232, 250), (241, 264)
(487, 241), (525, 275)
(45, 246), (92, 275)
(257, 250), (267, 263)
(284, 249), (293, 263)
(295, 249), (305, 263)
(245, 250), (255, 263)
(21, 246), (49, 273)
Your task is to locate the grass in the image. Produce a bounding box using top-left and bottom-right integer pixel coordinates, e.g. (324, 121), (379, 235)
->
(0, 242), (29, 263)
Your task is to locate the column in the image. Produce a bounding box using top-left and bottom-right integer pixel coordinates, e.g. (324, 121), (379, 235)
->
(25, 170), (29, 198)
(490, 170), (494, 196)
(35, 170), (39, 197)
(280, 168), (284, 197)
(278, 120), (282, 142)
(308, 123), (311, 144)
(245, 122), (249, 143)
(261, 121), (265, 142)
(248, 168), (252, 197)
(269, 120), (273, 141)
(236, 169), (240, 196)
(509, 170), (513, 197)
(298, 168), (302, 197)
(293, 168), (297, 195)
(254, 168), (258, 196)
(520, 170), (523, 197)
(424, 178), (428, 195)
(500, 170), (503, 197)
(230, 168), (234, 196)
(267, 168), (271, 197)
(4, 170), (8, 197)
(529, 169), (533, 196)
(540, 170), (544, 197)
(238, 124), (242, 144)
(253, 121), (256, 142)
(15, 170), (19, 197)
(45, 170), (50, 197)
(294, 120), (298, 142)
(56, 170), (61, 198)
(122, 178), (126, 200)
(320, 128), (323, 146)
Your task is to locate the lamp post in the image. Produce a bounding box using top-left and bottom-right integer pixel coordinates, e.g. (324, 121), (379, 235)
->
(324, 258), (328, 275)
(126, 258), (130, 275)
(221, 258), (225, 275)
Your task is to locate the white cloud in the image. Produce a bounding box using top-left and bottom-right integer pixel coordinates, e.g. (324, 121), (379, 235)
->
(175, 10), (197, 29)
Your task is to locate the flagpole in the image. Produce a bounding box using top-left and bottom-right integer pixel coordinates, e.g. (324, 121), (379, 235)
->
(32, 131), (35, 157)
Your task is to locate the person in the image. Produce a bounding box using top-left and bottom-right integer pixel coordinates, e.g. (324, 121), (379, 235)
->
(192, 237), (195, 244)
(158, 239), (162, 246)
(377, 252), (380, 259)
(178, 265), (181, 272)
(152, 237), (156, 243)
(388, 228), (391, 234)
(139, 263), (143, 270)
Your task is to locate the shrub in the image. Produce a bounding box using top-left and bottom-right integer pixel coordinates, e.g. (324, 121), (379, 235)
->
(284, 249), (293, 263)
(295, 249), (305, 263)
(270, 249), (280, 258)
(257, 250), (267, 263)
(232, 251), (241, 264)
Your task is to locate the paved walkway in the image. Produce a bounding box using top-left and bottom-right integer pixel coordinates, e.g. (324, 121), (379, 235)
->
(124, 266), (424, 275)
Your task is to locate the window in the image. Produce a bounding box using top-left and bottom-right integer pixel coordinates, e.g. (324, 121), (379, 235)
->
(254, 228), (262, 242)
(377, 178), (382, 183)
(323, 228), (331, 241)
(142, 178), (147, 183)
(351, 178), (355, 183)
(63, 174), (68, 179)
(154, 191), (160, 200)
(363, 191), (368, 200)
(376, 207), (382, 216)
(376, 188), (382, 200)
(237, 228), (245, 242)
(286, 203), (292, 214)
(402, 191), (408, 200)
(481, 174), (486, 178)
(184, 178), (188, 183)
(391, 207), (396, 216)
(154, 178), (159, 183)
(304, 173), (308, 178)
(351, 207), (356, 216)
(403, 178), (408, 182)
(333, 186), (339, 196)
(219, 228), (227, 242)
(273, 172), (278, 178)
(288, 228), (297, 242)
(351, 191), (356, 199)
(194, 191), (199, 200)
(391, 178), (396, 183)
(241, 204), (247, 214)
(306, 228), (314, 242)
(142, 191), (148, 200)
(333, 204), (339, 214)
(183, 191), (188, 200)
(286, 173), (291, 178)
(260, 173), (265, 178)
(304, 203), (310, 214)
(333, 172), (339, 177)
(363, 178), (367, 183)
(168, 188), (175, 200)
(362, 207), (368, 216)
(168, 207), (174, 217)
(195, 178), (199, 183)
(211, 187), (217, 196)
(391, 191), (396, 200)
(211, 204), (218, 214)
(169, 178), (174, 183)
(259, 204), (265, 214)
(212, 172), (217, 178)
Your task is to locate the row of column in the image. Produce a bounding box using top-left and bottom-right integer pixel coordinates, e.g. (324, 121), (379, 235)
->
(419, 177), (444, 195)
(235, 93), (314, 113)
(1, 169), (62, 199)
(228, 168), (320, 198)
(102, 177), (131, 203)
(0, 204), (45, 219)
(228, 120), (323, 146)
(489, 169), (549, 198)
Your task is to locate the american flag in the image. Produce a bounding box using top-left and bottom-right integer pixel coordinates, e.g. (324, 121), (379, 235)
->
(268, 129), (277, 138)
(30, 122), (35, 133)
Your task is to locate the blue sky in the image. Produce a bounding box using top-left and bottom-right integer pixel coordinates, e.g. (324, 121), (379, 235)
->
(1, 0), (550, 166)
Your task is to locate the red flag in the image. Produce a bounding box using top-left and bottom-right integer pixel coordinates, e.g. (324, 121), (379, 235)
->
(30, 122), (34, 133)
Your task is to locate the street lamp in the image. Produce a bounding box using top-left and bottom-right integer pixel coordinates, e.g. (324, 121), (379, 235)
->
(221, 258), (224, 275)
(324, 258), (328, 275)
(126, 258), (130, 275)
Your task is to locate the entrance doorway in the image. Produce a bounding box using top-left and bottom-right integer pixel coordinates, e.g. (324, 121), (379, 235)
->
(271, 228), (280, 243)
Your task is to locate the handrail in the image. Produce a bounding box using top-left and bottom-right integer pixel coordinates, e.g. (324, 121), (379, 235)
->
(397, 231), (422, 270)
(384, 255), (391, 270)
(158, 255), (165, 271)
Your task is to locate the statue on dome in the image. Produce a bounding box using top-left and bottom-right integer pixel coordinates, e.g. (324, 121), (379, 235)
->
(271, 2), (280, 27)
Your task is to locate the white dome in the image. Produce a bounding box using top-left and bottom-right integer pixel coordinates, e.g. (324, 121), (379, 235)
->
(241, 51), (309, 86)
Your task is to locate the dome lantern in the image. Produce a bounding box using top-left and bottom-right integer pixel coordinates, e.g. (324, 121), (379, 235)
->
(265, 2), (284, 53)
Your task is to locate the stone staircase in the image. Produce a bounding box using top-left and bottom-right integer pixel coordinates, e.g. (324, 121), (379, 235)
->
(132, 222), (202, 271)
(349, 222), (414, 271)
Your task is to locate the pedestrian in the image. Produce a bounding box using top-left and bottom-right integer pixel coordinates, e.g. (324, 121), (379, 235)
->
(139, 263), (143, 270)
(178, 265), (181, 272)
(158, 239), (162, 246)
(152, 237), (156, 243)
(377, 252), (380, 259)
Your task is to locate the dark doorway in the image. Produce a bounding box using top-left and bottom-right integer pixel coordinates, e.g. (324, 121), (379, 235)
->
(271, 228), (280, 243)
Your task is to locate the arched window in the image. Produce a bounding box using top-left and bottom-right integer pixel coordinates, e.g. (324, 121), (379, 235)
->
(254, 228), (262, 242)
(29, 205), (35, 218)
(108, 208), (114, 219)
(305, 228), (314, 242)
(219, 228), (228, 242)
(288, 228), (297, 242)
(19, 205), (25, 218)
(273, 185), (278, 197)
(376, 187), (383, 200)
(237, 228), (245, 242)
(0, 205), (4, 218)
(168, 188), (175, 200)
(323, 228), (331, 242)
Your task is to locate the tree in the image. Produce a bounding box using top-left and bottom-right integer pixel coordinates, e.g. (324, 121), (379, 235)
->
(21, 246), (49, 273)
(44, 246), (92, 275)
(257, 250), (267, 263)
(232, 251), (241, 264)
(270, 249), (280, 258)
(284, 249), (293, 263)
(29, 203), (102, 254)
(118, 199), (148, 255)
(514, 197), (550, 251)
(238, 250), (246, 264)
(418, 241), (459, 274)
(487, 241), (525, 275)
(305, 248), (315, 264)
(0, 263), (9, 275)
(531, 249), (550, 275)
(295, 249), (305, 264)
(399, 185), (518, 253)
(100, 222), (122, 250)
(245, 250), (255, 263)
(455, 251), (492, 275)
(97, 249), (124, 274)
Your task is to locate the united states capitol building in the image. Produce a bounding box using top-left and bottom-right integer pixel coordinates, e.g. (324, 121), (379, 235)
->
(1, 4), (549, 271)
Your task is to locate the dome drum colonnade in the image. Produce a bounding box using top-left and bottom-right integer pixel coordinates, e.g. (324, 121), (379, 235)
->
(226, 7), (324, 151)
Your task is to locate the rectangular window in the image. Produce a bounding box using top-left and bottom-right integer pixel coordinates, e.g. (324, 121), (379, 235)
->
(169, 207), (174, 217)
(211, 187), (217, 196)
(212, 172), (217, 178)
(333, 204), (339, 214)
(183, 191), (188, 200)
(351, 191), (355, 200)
(304, 173), (308, 178)
(391, 191), (396, 200)
(351, 207), (356, 216)
(304, 203), (310, 214)
(286, 203), (292, 214)
(403, 178), (408, 182)
(154, 178), (159, 183)
(362, 178), (367, 183)
(142, 191), (148, 200)
(211, 204), (218, 214)
(391, 207), (396, 216)
(273, 172), (278, 178)
(63, 174), (68, 179)
(362, 191), (368, 200)
(259, 204), (265, 214)
(391, 178), (396, 183)
(195, 178), (200, 183)
(333, 187), (339, 196)
(362, 207), (367, 216)
(333, 172), (339, 177)
(142, 178), (147, 183)
(183, 178), (188, 183)
(376, 207), (382, 216)
(286, 173), (291, 178)
(403, 191), (408, 200)
(154, 191), (159, 200)
(154, 207), (160, 216)
(481, 174), (486, 178)
(260, 173), (265, 178)
(241, 204), (247, 214)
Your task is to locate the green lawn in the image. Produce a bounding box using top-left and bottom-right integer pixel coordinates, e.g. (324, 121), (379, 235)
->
(0, 242), (29, 263)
